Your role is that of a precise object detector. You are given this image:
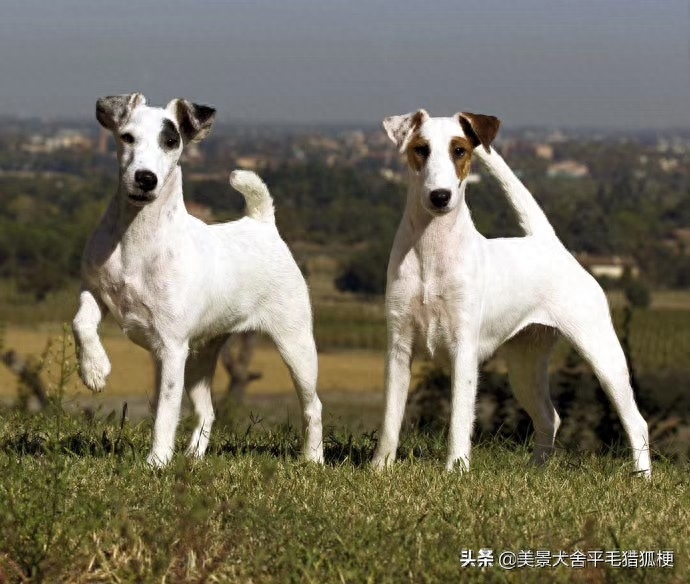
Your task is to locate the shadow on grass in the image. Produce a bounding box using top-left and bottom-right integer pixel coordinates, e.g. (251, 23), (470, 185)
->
(212, 425), (378, 466)
(0, 402), (137, 458)
(1, 403), (654, 474)
(213, 421), (454, 467)
(1, 429), (135, 458)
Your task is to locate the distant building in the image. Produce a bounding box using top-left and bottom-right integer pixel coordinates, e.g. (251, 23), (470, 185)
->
(22, 129), (94, 153)
(545, 130), (568, 143)
(342, 130), (366, 147)
(547, 160), (590, 179)
(235, 155), (269, 170)
(576, 253), (639, 279)
(658, 157), (679, 173)
(534, 144), (554, 160)
(466, 173), (481, 184)
(380, 168), (402, 183)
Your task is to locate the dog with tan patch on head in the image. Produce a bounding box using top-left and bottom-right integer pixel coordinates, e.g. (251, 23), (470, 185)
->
(372, 109), (651, 477)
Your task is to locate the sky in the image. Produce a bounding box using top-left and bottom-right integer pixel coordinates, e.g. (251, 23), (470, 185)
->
(0, 0), (688, 128)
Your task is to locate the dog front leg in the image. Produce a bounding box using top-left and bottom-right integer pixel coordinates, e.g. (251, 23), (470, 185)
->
(148, 343), (189, 468)
(73, 289), (111, 392)
(372, 337), (413, 469)
(446, 345), (480, 472)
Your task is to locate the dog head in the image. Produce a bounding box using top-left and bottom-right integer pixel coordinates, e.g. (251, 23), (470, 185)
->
(383, 110), (499, 216)
(96, 93), (216, 206)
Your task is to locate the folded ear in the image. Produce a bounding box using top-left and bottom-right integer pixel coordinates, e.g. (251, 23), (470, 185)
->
(382, 109), (429, 152)
(167, 99), (217, 143)
(458, 112), (500, 153)
(96, 93), (146, 131)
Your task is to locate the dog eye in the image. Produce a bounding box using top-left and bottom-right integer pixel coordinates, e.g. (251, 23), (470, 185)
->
(413, 144), (430, 158)
(453, 146), (466, 158)
(165, 137), (179, 148)
(120, 133), (135, 145)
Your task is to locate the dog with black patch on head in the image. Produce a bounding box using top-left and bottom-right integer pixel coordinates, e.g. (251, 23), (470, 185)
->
(74, 93), (323, 467)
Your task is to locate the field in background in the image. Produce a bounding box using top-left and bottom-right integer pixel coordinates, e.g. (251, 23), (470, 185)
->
(0, 325), (405, 399)
(2, 310), (690, 400)
(2, 300), (690, 402)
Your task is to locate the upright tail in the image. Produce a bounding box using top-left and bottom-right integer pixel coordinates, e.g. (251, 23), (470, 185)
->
(229, 170), (275, 223)
(474, 147), (555, 237)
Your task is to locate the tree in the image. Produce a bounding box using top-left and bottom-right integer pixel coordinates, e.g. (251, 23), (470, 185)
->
(335, 237), (391, 295)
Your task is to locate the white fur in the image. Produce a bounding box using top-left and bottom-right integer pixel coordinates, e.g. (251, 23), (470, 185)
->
(372, 112), (651, 477)
(73, 96), (323, 467)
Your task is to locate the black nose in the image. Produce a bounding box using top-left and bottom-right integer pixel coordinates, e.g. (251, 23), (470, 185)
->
(429, 189), (451, 209)
(134, 170), (158, 192)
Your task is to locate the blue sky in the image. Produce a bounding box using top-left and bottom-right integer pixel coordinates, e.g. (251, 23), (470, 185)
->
(0, 0), (688, 127)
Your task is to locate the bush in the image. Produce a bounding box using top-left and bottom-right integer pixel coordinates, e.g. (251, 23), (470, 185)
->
(335, 238), (391, 295)
(623, 277), (650, 309)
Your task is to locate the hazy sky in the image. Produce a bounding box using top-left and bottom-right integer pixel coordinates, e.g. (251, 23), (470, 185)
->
(0, 0), (688, 128)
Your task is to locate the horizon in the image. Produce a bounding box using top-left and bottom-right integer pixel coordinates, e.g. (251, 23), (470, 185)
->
(3, 114), (690, 136)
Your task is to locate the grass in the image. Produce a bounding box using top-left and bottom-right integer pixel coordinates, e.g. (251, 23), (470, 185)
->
(0, 331), (688, 583)
(0, 406), (688, 583)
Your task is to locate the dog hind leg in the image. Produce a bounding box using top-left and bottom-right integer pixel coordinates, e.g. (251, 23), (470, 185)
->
(272, 327), (324, 463)
(560, 312), (651, 477)
(503, 328), (560, 466)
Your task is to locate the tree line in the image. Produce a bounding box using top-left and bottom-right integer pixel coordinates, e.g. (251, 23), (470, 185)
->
(0, 140), (689, 299)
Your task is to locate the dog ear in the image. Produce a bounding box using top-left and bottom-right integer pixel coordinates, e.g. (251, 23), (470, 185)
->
(167, 99), (217, 143)
(96, 93), (146, 131)
(382, 109), (429, 152)
(458, 112), (500, 153)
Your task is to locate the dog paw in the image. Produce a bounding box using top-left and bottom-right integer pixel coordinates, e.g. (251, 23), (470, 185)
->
(371, 451), (395, 470)
(78, 346), (111, 392)
(303, 445), (324, 464)
(445, 457), (470, 473)
(147, 449), (173, 469)
(184, 445), (204, 459)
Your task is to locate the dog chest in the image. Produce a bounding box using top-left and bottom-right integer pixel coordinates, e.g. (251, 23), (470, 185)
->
(92, 250), (180, 348)
(99, 273), (153, 338)
(389, 280), (460, 359)
(416, 288), (458, 358)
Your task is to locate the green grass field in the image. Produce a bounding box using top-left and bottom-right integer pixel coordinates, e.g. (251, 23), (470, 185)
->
(0, 405), (688, 583)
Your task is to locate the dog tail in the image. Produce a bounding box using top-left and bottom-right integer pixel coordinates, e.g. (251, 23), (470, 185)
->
(229, 170), (275, 223)
(473, 147), (555, 237)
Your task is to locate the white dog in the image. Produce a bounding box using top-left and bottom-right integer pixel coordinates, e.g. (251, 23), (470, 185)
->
(372, 109), (651, 476)
(72, 93), (323, 467)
